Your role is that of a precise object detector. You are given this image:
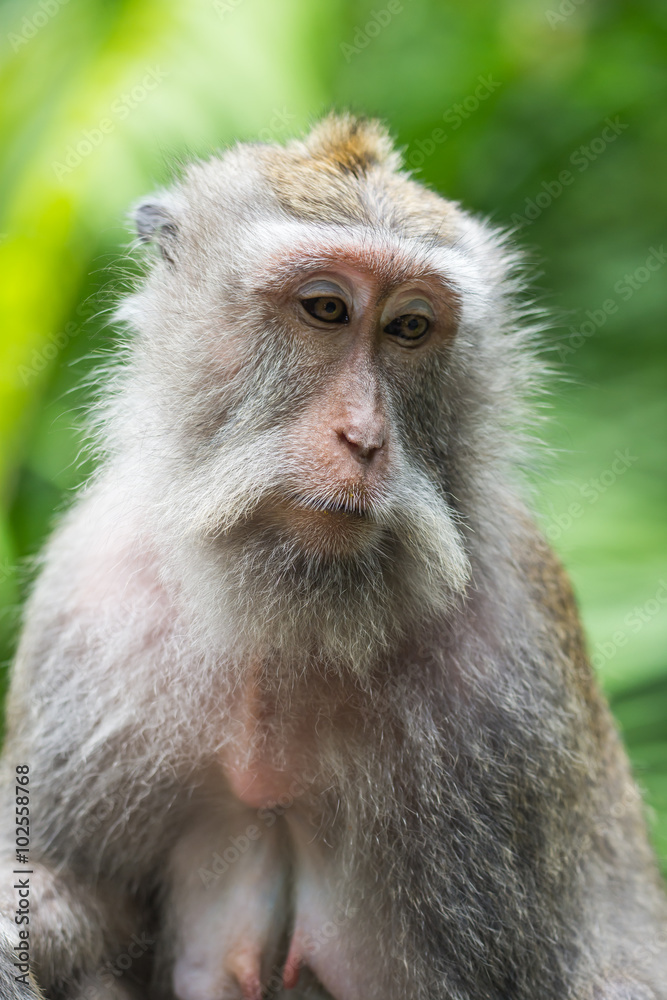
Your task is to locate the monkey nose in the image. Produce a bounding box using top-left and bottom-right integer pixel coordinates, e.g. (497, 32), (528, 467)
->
(337, 425), (385, 463)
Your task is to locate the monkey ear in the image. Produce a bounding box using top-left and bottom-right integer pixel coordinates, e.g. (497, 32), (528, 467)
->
(133, 199), (180, 266)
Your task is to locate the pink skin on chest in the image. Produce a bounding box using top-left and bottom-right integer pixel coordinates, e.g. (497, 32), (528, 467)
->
(170, 677), (385, 999)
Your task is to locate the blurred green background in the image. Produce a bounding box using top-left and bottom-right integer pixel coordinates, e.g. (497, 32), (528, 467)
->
(0, 0), (665, 862)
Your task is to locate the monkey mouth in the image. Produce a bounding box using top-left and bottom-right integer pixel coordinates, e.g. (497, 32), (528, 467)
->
(264, 490), (382, 557)
(291, 493), (370, 519)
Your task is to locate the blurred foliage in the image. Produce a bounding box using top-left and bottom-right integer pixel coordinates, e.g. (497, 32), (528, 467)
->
(0, 0), (665, 862)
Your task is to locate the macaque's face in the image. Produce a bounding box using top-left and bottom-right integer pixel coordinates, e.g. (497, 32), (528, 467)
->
(244, 238), (459, 559)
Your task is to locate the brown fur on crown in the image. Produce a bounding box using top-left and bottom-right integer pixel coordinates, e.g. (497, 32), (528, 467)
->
(299, 112), (399, 176)
(262, 112), (460, 238)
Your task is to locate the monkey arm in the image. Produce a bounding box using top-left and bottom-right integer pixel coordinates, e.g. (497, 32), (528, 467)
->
(0, 496), (178, 997)
(0, 922), (42, 999)
(0, 844), (140, 999)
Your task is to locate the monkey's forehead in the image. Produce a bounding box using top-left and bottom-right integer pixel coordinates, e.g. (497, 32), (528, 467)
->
(181, 114), (465, 244)
(235, 218), (484, 307)
(260, 150), (460, 242)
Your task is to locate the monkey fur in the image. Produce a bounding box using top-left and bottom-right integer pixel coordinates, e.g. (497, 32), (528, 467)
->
(1, 115), (665, 999)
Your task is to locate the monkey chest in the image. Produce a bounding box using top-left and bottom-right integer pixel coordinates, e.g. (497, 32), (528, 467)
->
(218, 679), (320, 811)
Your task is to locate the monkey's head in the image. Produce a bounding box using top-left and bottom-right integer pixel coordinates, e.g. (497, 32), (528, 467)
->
(115, 114), (538, 675)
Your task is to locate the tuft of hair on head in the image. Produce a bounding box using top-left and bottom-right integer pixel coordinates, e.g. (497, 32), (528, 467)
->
(295, 111), (401, 177)
(264, 112), (410, 227)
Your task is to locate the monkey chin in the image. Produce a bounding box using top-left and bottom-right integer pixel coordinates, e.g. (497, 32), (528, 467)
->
(271, 499), (383, 559)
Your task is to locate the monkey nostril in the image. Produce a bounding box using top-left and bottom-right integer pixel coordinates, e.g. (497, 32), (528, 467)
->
(338, 429), (384, 462)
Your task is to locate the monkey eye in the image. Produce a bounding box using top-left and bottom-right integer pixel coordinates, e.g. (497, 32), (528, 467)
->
(301, 296), (349, 324)
(384, 314), (430, 344)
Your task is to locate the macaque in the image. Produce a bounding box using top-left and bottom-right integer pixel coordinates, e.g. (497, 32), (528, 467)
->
(0, 114), (665, 1000)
